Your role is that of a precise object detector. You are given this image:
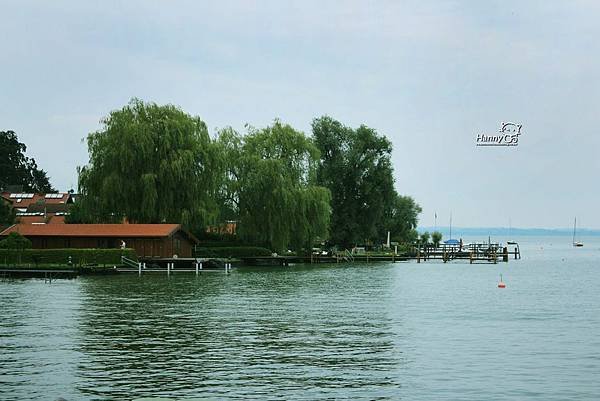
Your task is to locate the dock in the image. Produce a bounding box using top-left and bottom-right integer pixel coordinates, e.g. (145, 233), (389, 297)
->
(119, 256), (233, 275)
(415, 242), (521, 264)
(0, 268), (80, 279)
(239, 242), (521, 266)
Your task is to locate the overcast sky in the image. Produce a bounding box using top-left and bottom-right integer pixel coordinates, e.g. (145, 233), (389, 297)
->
(2, 1), (599, 228)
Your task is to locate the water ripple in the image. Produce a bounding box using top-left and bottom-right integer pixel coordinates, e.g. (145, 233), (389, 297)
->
(2, 241), (600, 400)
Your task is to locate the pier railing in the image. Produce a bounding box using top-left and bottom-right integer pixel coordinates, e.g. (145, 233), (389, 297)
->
(121, 256), (139, 269)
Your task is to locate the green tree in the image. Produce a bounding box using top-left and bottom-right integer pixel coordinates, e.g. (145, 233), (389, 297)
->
(312, 116), (420, 248)
(0, 232), (32, 265)
(381, 194), (422, 243)
(431, 231), (443, 247)
(217, 121), (331, 252)
(214, 127), (244, 223)
(0, 199), (15, 227)
(0, 130), (55, 192)
(420, 231), (431, 246)
(406, 228), (419, 244)
(75, 99), (221, 227)
(64, 196), (123, 224)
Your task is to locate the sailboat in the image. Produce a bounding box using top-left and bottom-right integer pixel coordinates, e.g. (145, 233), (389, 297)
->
(573, 217), (583, 247)
(507, 218), (517, 245)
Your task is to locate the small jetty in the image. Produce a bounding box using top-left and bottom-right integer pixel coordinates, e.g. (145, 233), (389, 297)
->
(118, 256), (233, 275)
(0, 268), (79, 280)
(240, 241), (521, 266)
(415, 242), (521, 264)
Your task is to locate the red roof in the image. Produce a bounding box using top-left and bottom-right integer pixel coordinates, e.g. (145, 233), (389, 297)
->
(0, 192), (73, 209)
(15, 216), (47, 224)
(0, 224), (183, 238)
(48, 215), (66, 224)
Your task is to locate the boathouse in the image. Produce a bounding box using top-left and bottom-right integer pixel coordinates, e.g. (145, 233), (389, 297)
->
(0, 224), (198, 258)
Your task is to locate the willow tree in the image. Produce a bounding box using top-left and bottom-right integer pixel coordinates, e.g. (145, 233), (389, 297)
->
(76, 99), (220, 227)
(218, 121), (331, 251)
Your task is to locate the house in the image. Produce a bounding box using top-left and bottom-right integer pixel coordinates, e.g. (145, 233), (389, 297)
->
(0, 223), (198, 258)
(0, 192), (75, 224)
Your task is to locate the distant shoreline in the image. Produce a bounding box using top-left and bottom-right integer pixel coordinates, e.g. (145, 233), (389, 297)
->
(418, 226), (600, 236)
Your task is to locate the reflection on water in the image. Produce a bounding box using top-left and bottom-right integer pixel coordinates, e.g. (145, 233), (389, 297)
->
(2, 237), (600, 400)
(2, 265), (403, 400)
(75, 269), (403, 400)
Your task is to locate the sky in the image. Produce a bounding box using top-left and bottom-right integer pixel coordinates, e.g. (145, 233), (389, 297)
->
(2, 1), (599, 229)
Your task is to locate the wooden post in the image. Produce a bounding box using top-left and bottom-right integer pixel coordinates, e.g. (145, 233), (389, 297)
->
(470, 251), (473, 264)
(503, 247), (509, 262)
(417, 247), (421, 263)
(195, 262), (199, 275)
(167, 262), (171, 276)
(138, 262), (142, 276)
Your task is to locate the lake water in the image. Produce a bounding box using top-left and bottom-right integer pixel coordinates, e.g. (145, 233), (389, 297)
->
(1, 236), (600, 400)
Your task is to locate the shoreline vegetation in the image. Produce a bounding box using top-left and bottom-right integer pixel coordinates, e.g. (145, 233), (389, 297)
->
(2, 99), (424, 260)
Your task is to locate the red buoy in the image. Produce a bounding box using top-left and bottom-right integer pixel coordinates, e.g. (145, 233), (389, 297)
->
(498, 274), (506, 288)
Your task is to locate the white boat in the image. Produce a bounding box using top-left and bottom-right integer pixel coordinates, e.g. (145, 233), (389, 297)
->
(573, 217), (583, 247)
(507, 218), (517, 245)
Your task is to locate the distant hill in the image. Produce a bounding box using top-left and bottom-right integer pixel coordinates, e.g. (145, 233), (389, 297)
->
(418, 226), (600, 237)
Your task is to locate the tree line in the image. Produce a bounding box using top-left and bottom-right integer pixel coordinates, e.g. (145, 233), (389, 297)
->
(1, 130), (56, 226)
(4, 99), (422, 251)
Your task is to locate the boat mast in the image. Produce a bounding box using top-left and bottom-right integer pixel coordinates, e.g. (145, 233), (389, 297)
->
(573, 217), (577, 245)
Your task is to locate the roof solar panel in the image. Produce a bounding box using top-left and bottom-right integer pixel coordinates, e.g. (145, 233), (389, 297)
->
(11, 193), (35, 198)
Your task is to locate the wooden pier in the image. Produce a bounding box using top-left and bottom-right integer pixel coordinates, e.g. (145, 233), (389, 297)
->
(240, 242), (521, 266)
(0, 268), (80, 279)
(415, 242), (521, 264)
(120, 256), (233, 275)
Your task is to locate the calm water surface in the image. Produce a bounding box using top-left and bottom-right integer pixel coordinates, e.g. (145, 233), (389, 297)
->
(1, 236), (600, 400)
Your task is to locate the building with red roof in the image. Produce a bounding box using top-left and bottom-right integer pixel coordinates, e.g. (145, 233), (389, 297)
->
(1, 191), (75, 224)
(0, 223), (198, 258)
